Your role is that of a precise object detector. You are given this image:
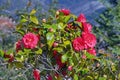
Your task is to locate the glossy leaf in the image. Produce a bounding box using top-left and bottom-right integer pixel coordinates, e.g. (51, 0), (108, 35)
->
(30, 15), (39, 24)
(35, 48), (42, 54)
(74, 74), (78, 80)
(46, 32), (55, 49)
(61, 53), (68, 63)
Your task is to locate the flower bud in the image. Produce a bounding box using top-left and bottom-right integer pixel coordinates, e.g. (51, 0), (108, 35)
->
(68, 66), (72, 71)
(53, 42), (58, 47)
(42, 19), (46, 23)
(49, 28), (54, 32)
(56, 11), (59, 15)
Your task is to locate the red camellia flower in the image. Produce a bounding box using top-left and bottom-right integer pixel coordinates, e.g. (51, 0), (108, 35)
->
(22, 33), (39, 49)
(72, 37), (85, 51)
(87, 48), (96, 56)
(53, 50), (57, 57)
(33, 69), (40, 80)
(55, 55), (66, 69)
(77, 13), (86, 23)
(59, 9), (70, 16)
(4, 53), (14, 62)
(46, 74), (53, 80)
(82, 32), (96, 48)
(82, 22), (92, 32)
(16, 40), (22, 52)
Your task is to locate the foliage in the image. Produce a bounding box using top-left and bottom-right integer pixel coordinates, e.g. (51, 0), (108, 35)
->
(0, 0), (120, 80)
(93, 0), (120, 55)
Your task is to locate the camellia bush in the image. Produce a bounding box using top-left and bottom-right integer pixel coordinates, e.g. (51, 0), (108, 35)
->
(0, 9), (119, 80)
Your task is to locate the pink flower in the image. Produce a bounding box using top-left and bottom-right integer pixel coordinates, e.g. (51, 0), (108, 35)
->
(72, 37), (85, 51)
(16, 40), (22, 52)
(22, 33), (39, 49)
(82, 22), (92, 32)
(82, 32), (96, 48)
(87, 48), (96, 56)
(77, 13), (86, 23)
(33, 69), (40, 80)
(59, 9), (70, 16)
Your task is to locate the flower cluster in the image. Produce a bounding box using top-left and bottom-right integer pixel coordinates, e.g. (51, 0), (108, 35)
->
(8, 8), (98, 80)
(72, 14), (97, 56)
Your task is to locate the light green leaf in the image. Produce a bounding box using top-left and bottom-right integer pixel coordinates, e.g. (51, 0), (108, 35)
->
(99, 77), (107, 80)
(43, 23), (51, 28)
(0, 50), (4, 57)
(53, 47), (63, 53)
(74, 74), (78, 80)
(7, 49), (13, 55)
(30, 15), (39, 24)
(46, 32), (54, 49)
(64, 15), (71, 23)
(35, 48), (42, 54)
(84, 76), (94, 80)
(61, 54), (68, 63)
(16, 55), (24, 62)
(20, 18), (28, 23)
(30, 9), (36, 15)
(85, 52), (97, 59)
(58, 23), (65, 29)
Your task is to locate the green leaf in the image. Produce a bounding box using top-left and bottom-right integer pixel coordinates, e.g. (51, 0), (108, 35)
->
(43, 23), (51, 28)
(35, 48), (42, 54)
(85, 52), (97, 59)
(14, 62), (24, 68)
(99, 77), (107, 80)
(84, 76), (94, 80)
(74, 21), (82, 28)
(16, 55), (24, 62)
(46, 32), (54, 49)
(61, 54), (68, 63)
(57, 23), (65, 29)
(64, 40), (71, 46)
(53, 47), (63, 53)
(74, 74), (78, 80)
(16, 29), (25, 36)
(7, 49), (13, 55)
(24, 49), (31, 54)
(30, 9), (36, 15)
(30, 15), (39, 24)
(0, 50), (4, 57)
(20, 18), (28, 23)
(64, 15), (71, 23)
